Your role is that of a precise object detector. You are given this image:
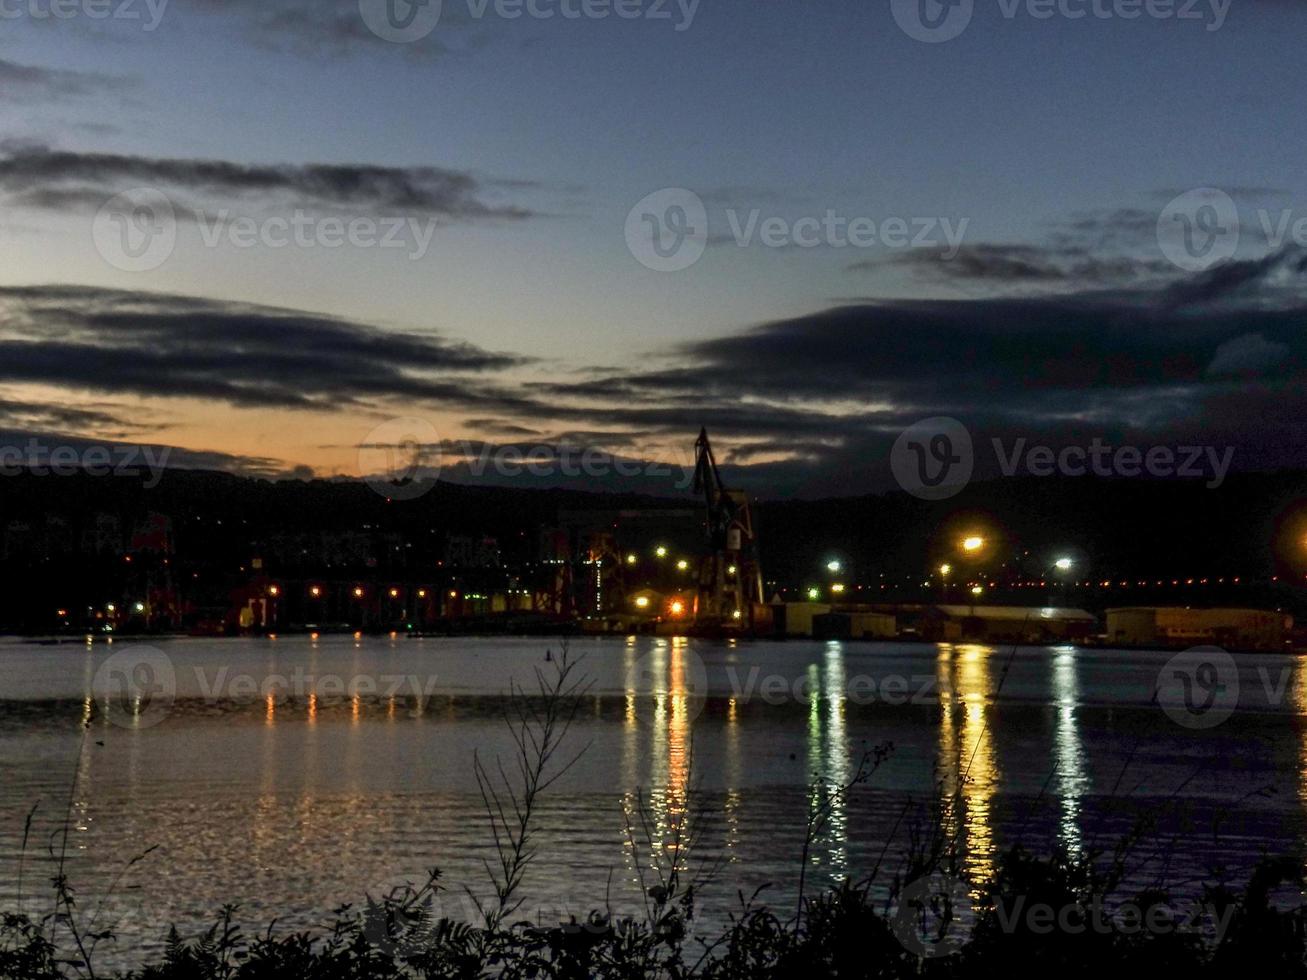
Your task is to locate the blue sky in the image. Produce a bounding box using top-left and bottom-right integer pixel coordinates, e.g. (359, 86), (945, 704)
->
(1, 0), (1306, 493)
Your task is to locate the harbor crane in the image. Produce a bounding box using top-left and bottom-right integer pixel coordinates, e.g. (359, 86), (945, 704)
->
(691, 427), (766, 629)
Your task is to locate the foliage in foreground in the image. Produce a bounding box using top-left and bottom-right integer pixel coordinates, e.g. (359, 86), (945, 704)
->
(3, 845), (1307, 979)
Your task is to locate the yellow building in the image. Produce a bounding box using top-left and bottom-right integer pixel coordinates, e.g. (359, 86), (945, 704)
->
(1106, 606), (1290, 651)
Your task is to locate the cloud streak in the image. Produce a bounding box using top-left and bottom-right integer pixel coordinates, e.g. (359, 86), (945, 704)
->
(0, 145), (536, 221)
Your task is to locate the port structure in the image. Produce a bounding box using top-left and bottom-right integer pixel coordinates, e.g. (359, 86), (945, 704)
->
(691, 427), (766, 630)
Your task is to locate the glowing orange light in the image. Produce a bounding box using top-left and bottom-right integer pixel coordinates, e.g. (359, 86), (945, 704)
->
(353, 586), (364, 598)
(268, 585), (280, 596)
(669, 600), (685, 616)
(309, 585), (322, 597)
(389, 588), (399, 598)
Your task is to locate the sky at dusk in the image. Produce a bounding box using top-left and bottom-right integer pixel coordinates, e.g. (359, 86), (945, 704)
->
(2, 0), (1307, 496)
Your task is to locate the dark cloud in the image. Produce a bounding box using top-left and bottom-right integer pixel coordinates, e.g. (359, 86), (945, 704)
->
(0, 145), (535, 221)
(0, 58), (132, 100)
(7, 248), (1307, 497)
(850, 242), (1175, 287)
(0, 397), (129, 434)
(0, 285), (533, 411)
(513, 246), (1307, 493)
(187, 0), (473, 58)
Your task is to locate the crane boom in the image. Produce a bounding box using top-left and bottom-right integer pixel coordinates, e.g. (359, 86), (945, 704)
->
(691, 428), (766, 629)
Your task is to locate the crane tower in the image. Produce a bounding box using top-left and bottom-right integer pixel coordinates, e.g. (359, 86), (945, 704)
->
(691, 428), (766, 629)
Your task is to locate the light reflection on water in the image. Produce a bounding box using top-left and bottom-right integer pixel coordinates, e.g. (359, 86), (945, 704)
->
(1053, 646), (1089, 857)
(2, 635), (1305, 966)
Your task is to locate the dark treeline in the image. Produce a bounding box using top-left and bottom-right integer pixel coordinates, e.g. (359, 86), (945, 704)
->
(0, 467), (1305, 631)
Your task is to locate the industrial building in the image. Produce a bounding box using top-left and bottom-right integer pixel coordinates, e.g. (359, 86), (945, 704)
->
(1106, 606), (1291, 651)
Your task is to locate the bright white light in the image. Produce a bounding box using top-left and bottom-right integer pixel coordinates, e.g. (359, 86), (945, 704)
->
(1054, 557), (1073, 571)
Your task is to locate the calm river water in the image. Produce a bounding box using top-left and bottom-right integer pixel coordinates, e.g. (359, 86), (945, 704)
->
(2, 635), (1305, 964)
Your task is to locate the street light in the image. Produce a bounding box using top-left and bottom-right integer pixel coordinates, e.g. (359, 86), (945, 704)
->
(962, 536), (984, 553)
(676, 559), (689, 571)
(655, 546), (667, 558)
(826, 560), (842, 573)
(626, 554), (638, 565)
(1054, 557), (1074, 571)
